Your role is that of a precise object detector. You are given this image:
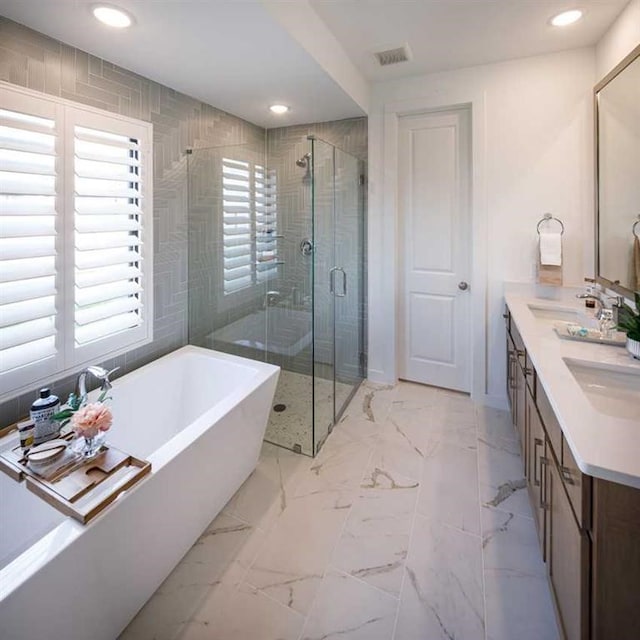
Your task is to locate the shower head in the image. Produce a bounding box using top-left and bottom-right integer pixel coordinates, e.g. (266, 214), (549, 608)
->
(296, 153), (311, 168)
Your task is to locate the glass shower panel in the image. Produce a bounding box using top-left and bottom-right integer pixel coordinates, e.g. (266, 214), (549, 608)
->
(262, 135), (313, 455)
(188, 143), (270, 356)
(333, 148), (365, 417)
(311, 138), (336, 454)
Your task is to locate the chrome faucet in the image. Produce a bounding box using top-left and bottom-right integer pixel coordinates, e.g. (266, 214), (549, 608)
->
(576, 293), (604, 317)
(77, 366), (119, 399)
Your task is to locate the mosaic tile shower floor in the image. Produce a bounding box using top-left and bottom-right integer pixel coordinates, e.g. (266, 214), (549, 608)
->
(264, 370), (354, 456)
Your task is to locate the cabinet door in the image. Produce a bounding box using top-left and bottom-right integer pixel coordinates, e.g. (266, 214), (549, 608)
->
(592, 478), (640, 640)
(547, 460), (589, 640)
(526, 392), (545, 556)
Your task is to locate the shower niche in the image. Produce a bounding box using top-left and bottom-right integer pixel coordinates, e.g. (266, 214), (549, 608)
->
(187, 126), (366, 456)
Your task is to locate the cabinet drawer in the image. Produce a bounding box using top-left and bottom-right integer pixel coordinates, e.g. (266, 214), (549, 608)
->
(536, 378), (563, 463)
(561, 437), (591, 530)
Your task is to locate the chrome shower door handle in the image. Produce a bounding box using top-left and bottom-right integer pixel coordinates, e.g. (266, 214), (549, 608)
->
(329, 267), (347, 297)
(329, 267), (338, 294)
(336, 267), (347, 297)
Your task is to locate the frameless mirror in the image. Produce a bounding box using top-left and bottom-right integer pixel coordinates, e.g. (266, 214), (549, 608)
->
(595, 44), (640, 295)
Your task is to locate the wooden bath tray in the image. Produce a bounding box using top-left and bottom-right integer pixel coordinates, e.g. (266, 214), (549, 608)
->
(0, 423), (151, 524)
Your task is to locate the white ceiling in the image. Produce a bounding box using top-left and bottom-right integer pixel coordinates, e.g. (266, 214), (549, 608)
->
(0, 1), (630, 127)
(0, 0), (366, 128)
(310, 0), (629, 81)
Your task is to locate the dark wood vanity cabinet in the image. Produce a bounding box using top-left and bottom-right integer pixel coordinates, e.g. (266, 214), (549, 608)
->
(591, 479), (640, 639)
(504, 306), (640, 640)
(546, 456), (590, 640)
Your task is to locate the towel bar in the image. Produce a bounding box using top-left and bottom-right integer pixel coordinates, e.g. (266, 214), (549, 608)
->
(536, 212), (564, 235)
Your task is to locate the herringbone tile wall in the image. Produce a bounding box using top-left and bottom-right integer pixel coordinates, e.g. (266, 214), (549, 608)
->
(0, 17), (265, 425)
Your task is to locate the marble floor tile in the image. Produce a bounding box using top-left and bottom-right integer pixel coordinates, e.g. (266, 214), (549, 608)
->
(477, 405), (518, 444)
(244, 490), (353, 615)
(369, 417), (429, 481)
(180, 582), (304, 640)
(293, 435), (375, 500)
(478, 434), (533, 518)
(301, 569), (398, 640)
(482, 507), (559, 640)
(392, 381), (442, 409)
(332, 466), (418, 596)
(342, 381), (397, 425)
(417, 440), (481, 535)
(120, 512), (253, 640)
(395, 515), (485, 640)
(224, 441), (307, 529)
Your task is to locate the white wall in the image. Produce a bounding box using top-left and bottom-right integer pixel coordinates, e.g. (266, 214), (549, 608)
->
(596, 0), (640, 80)
(367, 48), (595, 405)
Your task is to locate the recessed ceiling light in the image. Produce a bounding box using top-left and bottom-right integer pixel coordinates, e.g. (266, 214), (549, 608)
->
(550, 9), (583, 27)
(93, 5), (133, 28)
(269, 104), (290, 115)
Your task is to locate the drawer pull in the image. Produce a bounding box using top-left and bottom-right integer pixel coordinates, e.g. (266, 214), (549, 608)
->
(524, 367), (533, 376)
(502, 313), (509, 319)
(516, 349), (525, 357)
(540, 456), (549, 466)
(561, 466), (576, 485)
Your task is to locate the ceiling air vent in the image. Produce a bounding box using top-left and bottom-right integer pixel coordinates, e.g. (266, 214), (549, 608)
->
(374, 44), (411, 67)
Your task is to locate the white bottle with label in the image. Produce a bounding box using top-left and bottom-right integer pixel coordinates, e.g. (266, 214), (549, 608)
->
(30, 388), (61, 445)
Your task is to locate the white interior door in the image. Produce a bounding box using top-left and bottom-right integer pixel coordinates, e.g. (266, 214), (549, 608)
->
(398, 108), (471, 392)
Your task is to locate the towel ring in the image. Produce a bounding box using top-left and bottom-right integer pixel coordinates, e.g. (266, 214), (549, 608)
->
(633, 216), (640, 239)
(536, 213), (565, 236)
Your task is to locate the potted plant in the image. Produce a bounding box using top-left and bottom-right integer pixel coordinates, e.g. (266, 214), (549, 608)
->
(617, 292), (640, 359)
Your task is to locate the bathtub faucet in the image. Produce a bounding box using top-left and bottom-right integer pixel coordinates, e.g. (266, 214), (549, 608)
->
(77, 365), (120, 399)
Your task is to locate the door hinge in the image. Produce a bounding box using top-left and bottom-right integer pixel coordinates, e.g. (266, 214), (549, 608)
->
(359, 174), (366, 186)
(359, 351), (368, 371)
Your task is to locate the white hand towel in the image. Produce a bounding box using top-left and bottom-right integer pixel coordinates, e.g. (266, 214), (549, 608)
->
(539, 231), (562, 266)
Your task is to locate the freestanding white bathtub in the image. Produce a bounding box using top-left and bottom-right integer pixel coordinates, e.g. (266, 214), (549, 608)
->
(0, 346), (279, 640)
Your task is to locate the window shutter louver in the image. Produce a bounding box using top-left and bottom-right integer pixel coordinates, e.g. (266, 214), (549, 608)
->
(0, 107), (59, 376)
(222, 158), (277, 294)
(73, 125), (144, 346)
(223, 158), (253, 293)
(255, 164), (278, 282)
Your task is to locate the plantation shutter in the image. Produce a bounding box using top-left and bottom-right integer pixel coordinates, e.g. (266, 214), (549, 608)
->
(73, 125), (144, 347)
(222, 158), (253, 293)
(222, 158), (277, 294)
(0, 102), (61, 386)
(0, 84), (152, 401)
(255, 164), (278, 282)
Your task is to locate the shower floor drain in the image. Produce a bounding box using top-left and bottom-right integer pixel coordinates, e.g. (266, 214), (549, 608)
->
(273, 404), (287, 413)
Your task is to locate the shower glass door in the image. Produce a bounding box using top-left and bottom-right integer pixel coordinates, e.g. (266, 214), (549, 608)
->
(311, 138), (365, 454)
(333, 148), (365, 418)
(311, 138), (335, 453)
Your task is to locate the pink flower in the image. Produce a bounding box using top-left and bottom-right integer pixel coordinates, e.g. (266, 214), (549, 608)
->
(71, 402), (113, 439)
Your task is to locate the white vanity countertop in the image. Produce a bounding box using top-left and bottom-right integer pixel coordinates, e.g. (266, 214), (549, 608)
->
(505, 292), (640, 489)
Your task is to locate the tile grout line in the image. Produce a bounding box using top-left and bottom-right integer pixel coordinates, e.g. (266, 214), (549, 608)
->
(476, 405), (490, 640)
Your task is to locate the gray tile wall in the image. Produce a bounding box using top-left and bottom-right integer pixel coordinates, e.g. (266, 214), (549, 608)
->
(0, 18), (265, 426)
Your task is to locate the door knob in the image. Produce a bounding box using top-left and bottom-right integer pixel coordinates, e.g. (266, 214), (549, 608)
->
(458, 281), (469, 291)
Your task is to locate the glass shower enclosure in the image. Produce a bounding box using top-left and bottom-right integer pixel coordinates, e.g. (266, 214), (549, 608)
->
(187, 136), (365, 456)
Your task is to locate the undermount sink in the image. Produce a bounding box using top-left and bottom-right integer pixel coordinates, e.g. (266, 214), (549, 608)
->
(527, 303), (581, 323)
(563, 358), (640, 421)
